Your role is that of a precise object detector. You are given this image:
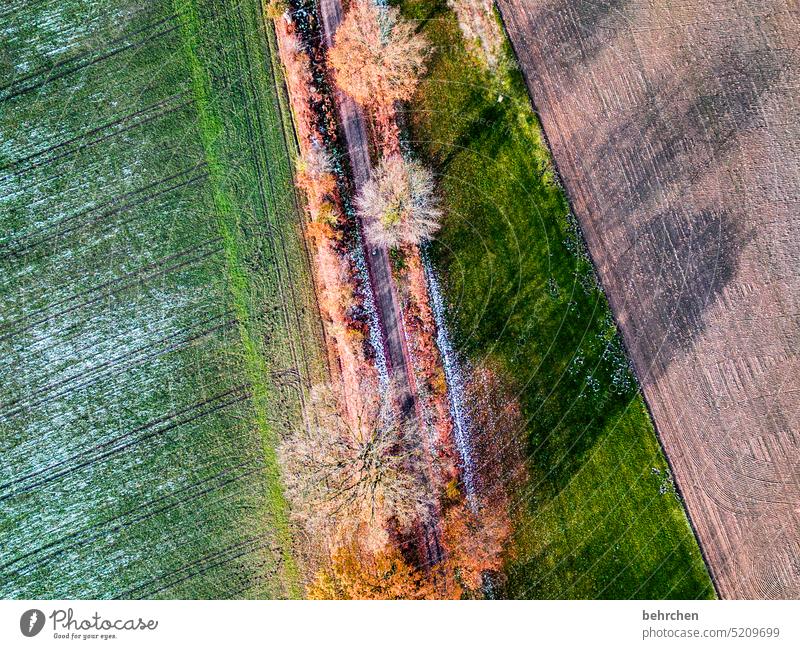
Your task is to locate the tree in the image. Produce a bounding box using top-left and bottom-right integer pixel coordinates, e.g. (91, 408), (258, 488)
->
(264, 0), (289, 20)
(441, 500), (511, 595)
(328, 0), (429, 106)
(278, 383), (433, 545)
(308, 543), (435, 599)
(295, 145), (337, 200)
(357, 154), (441, 248)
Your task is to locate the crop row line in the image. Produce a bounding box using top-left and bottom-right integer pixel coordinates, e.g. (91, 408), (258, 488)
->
(0, 385), (252, 502)
(0, 164), (208, 260)
(0, 237), (222, 342)
(1, 459), (265, 577)
(2, 114), (200, 202)
(220, 558), (280, 598)
(121, 535), (276, 599)
(0, 308), (232, 398)
(232, 3), (315, 417)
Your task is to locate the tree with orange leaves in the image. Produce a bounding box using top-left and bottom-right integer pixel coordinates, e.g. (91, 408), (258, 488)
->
(328, 0), (430, 107)
(308, 543), (435, 599)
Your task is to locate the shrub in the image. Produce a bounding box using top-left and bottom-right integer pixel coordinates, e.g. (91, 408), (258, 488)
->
(441, 499), (511, 594)
(308, 544), (434, 599)
(295, 145), (337, 199)
(264, 0), (289, 20)
(357, 154), (441, 248)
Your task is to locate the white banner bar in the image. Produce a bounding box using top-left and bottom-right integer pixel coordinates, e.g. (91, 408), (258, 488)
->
(1, 600), (798, 649)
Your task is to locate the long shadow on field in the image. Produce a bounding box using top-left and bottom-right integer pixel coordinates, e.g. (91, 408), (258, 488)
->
(588, 37), (794, 216)
(619, 208), (754, 381)
(579, 31), (789, 375)
(507, 3), (793, 375)
(499, 0), (632, 83)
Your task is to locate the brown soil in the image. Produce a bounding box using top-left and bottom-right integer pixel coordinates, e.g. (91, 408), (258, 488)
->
(497, 0), (800, 598)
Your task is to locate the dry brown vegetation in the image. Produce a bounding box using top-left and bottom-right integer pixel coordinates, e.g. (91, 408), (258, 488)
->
(464, 362), (526, 497)
(436, 363), (525, 596)
(328, 0), (429, 107)
(440, 500), (511, 594)
(274, 11), (377, 419)
(272, 7), (444, 595)
(395, 253), (460, 487)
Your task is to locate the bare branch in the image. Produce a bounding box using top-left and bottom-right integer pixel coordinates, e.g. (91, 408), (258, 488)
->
(278, 382), (434, 547)
(357, 154), (442, 248)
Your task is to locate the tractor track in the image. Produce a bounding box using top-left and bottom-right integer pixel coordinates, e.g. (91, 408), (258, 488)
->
(0, 19), (180, 104)
(0, 316), (237, 419)
(230, 1), (319, 420)
(0, 238), (223, 342)
(0, 91), (188, 172)
(0, 386), (252, 501)
(1, 96), (193, 180)
(0, 165), (208, 260)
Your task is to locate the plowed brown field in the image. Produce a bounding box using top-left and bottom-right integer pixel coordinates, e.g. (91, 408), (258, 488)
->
(497, 0), (800, 598)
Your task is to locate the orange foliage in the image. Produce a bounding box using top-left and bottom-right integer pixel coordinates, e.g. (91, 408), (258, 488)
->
(308, 544), (435, 600)
(305, 218), (335, 244)
(396, 249), (460, 488)
(273, 4), (526, 600)
(329, 0), (429, 108)
(274, 17), (317, 151)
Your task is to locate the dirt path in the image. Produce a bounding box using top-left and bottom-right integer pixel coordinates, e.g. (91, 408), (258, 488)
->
(497, 0), (800, 598)
(318, 0), (419, 412)
(318, 0), (444, 571)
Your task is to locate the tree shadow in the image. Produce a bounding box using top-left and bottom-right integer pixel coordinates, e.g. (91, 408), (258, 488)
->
(619, 207), (754, 380)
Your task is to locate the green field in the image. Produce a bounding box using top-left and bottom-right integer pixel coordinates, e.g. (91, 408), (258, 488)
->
(0, 0), (322, 598)
(400, 0), (715, 598)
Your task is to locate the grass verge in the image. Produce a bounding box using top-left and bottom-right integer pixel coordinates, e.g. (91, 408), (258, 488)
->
(176, 0), (329, 597)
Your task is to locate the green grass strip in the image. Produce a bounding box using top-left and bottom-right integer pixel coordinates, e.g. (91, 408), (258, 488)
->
(174, 0), (301, 598)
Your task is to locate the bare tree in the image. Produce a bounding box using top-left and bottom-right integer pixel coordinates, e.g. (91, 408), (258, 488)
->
(357, 154), (441, 249)
(328, 0), (430, 106)
(278, 383), (433, 545)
